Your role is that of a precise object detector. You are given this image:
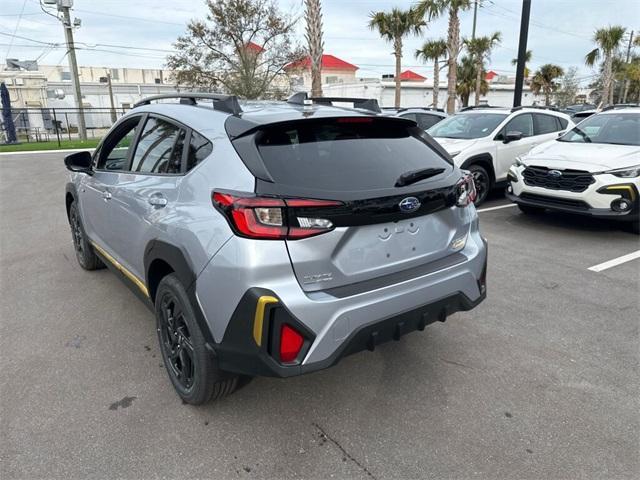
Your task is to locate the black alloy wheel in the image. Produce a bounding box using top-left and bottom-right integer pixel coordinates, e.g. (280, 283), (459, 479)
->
(158, 292), (195, 391)
(469, 165), (491, 206)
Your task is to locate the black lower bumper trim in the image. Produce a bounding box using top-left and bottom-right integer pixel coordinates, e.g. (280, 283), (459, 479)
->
(506, 191), (639, 222)
(210, 288), (486, 378)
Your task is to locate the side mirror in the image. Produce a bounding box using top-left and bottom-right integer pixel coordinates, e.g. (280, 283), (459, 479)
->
(504, 131), (523, 143)
(64, 151), (93, 174)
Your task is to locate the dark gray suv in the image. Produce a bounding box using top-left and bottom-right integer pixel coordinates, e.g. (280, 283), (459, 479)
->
(64, 93), (487, 404)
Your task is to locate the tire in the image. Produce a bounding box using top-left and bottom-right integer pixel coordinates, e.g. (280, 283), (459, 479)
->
(517, 204), (546, 215)
(155, 274), (239, 404)
(468, 164), (492, 206)
(69, 201), (104, 270)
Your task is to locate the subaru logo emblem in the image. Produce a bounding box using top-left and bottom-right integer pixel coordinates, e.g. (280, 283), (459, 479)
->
(548, 170), (562, 178)
(399, 196), (421, 213)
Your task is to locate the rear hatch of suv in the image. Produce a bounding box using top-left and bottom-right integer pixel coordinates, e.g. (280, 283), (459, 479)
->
(226, 115), (473, 293)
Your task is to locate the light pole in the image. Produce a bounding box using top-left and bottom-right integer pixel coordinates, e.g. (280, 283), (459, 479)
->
(513, 0), (531, 107)
(44, 0), (86, 140)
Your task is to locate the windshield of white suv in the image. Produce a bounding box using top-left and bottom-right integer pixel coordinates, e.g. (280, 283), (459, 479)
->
(559, 112), (640, 146)
(428, 112), (508, 139)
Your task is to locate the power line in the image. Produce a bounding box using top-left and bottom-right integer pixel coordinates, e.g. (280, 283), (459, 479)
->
(4, 0), (28, 59)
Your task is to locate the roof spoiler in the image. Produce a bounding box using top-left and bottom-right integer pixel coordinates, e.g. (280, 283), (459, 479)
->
(287, 92), (381, 113)
(133, 93), (242, 115)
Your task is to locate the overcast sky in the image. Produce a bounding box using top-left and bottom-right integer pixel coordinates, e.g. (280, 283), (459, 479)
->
(1, 0), (639, 85)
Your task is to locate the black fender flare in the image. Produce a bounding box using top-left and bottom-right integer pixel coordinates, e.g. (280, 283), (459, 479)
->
(143, 240), (215, 345)
(65, 182), (78, 221)
(461, 154), (496, 186)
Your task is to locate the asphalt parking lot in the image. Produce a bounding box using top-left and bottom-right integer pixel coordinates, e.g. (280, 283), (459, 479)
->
(1, 151), (638, 480)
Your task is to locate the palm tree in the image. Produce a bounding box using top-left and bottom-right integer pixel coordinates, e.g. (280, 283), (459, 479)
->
(305, 0), (324, 98)
(585, 26), (626, 106)
(415, 39), (448, 109)
(417, 0), (473, 113)
(369, 8), (426, 108)
(456, 55), (487, 107)
(530, 64), (564, 106)
(511, 49), (532, 78)
(464, 32), (501, 106)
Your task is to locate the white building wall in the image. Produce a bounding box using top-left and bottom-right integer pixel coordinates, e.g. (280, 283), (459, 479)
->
(323, 80), (548, 109)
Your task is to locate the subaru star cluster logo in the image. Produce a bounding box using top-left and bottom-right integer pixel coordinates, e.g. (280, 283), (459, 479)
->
(548, 170), (563, 178)
(399, 196), (421, 213)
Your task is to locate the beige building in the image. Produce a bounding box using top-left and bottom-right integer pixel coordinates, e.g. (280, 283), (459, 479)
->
(39, 65), (172, 85)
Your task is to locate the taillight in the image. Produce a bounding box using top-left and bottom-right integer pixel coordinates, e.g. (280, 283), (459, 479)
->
(280, 324), (304, 362)
(212, 191), (342, 240)
(455, 173), (477, 207)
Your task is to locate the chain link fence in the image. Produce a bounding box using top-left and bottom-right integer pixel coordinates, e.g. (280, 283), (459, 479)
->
(1, 107), (129, 146)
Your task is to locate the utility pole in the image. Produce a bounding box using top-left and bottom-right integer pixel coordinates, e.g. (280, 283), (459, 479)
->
(471, 0), (479, 40)
(51, 0), (87, 140)
(106, 72), (117, 123)
(513, 0), (531, 107)
(621, 30), (634, 103)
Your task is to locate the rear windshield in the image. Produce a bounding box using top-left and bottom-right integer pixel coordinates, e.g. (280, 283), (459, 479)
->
(255, 119), (451, 191)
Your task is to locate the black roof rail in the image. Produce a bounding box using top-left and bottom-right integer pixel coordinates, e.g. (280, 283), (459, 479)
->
(287, 92), (381, 113)
(511, 105), (559, 113)
(133, 93), (242, 115)
(392, 107), (446, 113)
(601, 103), (640, 111)
(458, 105), (500, 112)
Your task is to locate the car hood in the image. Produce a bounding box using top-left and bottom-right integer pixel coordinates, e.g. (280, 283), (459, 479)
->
(524, 140), (640, 172)
(433, 137), (479, 153)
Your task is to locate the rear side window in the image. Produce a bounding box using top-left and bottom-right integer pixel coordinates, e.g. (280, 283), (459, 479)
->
(534, 113), (560, 135)
(131, 117), (185, 173)
(186, 130), (212, 171)
(558, 117), (569, 129)
(255, 119), (451, 191)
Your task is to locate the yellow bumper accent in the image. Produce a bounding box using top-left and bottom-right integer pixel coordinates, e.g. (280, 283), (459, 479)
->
(253, 296), (278, 346)
(90, 241), (149, 298)
(604, 185), (637, 201)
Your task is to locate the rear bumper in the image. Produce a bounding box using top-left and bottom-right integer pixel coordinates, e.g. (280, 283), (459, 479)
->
(211, 287), (486, 378)
(199, 229), (488, 378)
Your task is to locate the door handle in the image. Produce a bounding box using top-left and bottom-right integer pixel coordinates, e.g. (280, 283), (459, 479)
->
(102, 191), (112, 200)
(148, 195), (168, 207)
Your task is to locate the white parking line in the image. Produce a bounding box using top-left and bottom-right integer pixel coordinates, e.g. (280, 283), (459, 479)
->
(588, 250), (640, 272)
(477, 203), (518, 213)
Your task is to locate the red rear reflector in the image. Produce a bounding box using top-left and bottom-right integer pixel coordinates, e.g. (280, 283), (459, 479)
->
(336, 117), (374, 123)
(280, 324), (304, 362)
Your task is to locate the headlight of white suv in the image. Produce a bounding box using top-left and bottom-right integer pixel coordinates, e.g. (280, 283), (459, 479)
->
(605, 165), (640, 178)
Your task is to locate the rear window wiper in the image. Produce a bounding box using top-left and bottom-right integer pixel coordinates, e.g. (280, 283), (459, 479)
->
(395, 167), (446, 187)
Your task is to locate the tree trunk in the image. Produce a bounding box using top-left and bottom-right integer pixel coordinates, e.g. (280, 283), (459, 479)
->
(394, 38), (402, 108)
(622, 79), (630, 103)
(305, 0), (324, 98)
(474, 57), (482, 106)
(446, 9), (460, 114)
(544, 90), (550, 106)
(432, 59), (439, 108)
(602, 54), (613, 106)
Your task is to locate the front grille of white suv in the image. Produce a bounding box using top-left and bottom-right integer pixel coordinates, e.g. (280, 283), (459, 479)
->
(523, 166), (595, 193)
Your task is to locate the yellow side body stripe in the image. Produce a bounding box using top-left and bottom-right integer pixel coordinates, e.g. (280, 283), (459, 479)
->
(90, 241), (149, 298)
(253, 296), (278, 346)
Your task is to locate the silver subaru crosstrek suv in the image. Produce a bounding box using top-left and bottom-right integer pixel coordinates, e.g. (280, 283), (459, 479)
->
(64, 93), (487, 404)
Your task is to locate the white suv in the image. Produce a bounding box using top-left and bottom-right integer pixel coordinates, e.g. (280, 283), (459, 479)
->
(506, 107), (639, 233)
(428, 106), (574, 204)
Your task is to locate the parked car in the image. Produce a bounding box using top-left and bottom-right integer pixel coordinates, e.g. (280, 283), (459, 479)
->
(562, 103), (596, 116)
(570, 109), (598, 123)
(506, 107), (639, 233)
(427, 106), (574, 204)
(64, 93), (488, 404)
(382, 107), (447, 131)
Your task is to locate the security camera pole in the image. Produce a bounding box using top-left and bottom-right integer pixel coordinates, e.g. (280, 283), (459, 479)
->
(56, 0), (87, 140)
